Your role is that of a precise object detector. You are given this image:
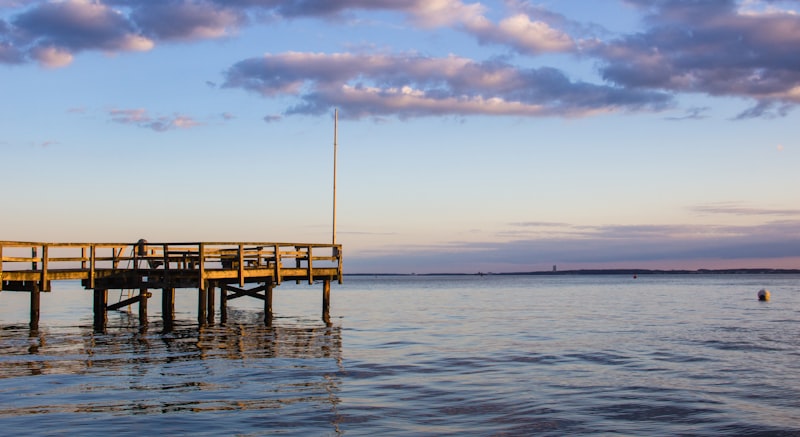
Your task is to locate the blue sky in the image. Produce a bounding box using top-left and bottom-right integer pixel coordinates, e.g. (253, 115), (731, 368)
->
(2, 0), (799, 273)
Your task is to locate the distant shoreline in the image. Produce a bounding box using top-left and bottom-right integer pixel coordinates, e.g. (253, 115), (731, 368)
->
(347, 268), (800, 277)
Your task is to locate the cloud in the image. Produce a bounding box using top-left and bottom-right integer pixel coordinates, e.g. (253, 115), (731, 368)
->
(690, 201), (800, 217)
(598, 0), (800, 117)
(7, 0), (153, 67)
(465, 12), (576, 55)
(129, 1), (245, 41)
(223, 52), (672, 119)
(108, 108), (203, 131)
(665, 106), (710, 121)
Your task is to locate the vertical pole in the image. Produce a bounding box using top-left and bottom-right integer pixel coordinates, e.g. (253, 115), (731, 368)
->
(139, 288), (148, 327)
(265, 280), (274, 326)
(322, 279), (331, 324)
(30, 281), (41, 331)
(162, 288), (174, 332)
(93, 289), (107, 332)
(332, 108), (338, 246)
(32, 246), (38, 270)
(198, 286), (208, 326)
(206, 282), (215, 325)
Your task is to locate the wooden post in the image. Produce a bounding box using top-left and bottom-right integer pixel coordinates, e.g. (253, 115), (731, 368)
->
(199, 243), (205, 290)
(198, 286), (208, 326)
(206, 282), (215, 325)
(238, 244), (245, 287)
(322, 279), (331, 323)
(30, 281), (41, 331)
(265, 280), (274, 326)
(220, 286), (228, 324)
(0, 244), (4, 292)
(162, 288), (174, 331)
(41, 245), (48, 291)
(89, 245), (96, 289)
(139, 288), (149, 327)
(93, 289), (107, 332)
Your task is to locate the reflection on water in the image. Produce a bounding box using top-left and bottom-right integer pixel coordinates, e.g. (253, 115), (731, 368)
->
(0, 309), (343, 435)
(2, 275), (800, 435)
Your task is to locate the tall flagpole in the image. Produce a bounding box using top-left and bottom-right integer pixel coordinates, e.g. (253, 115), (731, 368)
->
(332, 108), (338, 246)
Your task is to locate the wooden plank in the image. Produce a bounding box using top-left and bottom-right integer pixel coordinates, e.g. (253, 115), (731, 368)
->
(107, 294), (142, 311)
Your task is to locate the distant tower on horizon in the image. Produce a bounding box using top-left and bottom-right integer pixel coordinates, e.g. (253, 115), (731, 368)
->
(553, 265), (557, 272)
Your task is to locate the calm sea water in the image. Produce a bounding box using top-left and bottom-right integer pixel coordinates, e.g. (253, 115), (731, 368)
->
(1, 274), (799, 436)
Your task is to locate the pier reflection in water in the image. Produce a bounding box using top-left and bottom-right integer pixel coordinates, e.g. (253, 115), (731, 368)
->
(0, 310), (343, 435)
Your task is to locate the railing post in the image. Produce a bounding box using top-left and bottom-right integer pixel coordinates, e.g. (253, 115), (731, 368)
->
(0, 243), (4, 292)
(41, 245), (48, 291)
(89, 245), (96, 289)
(199, 243), (205, 290)
(238, 244), (245, 287)
(32, 246), (38, 271)
(274, 244), (282, 285)
(335, 245), (343, 284)
(307, 246), (314, 284)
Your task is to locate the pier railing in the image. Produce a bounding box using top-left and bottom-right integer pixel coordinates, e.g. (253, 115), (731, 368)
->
(0, 241), (343, 292)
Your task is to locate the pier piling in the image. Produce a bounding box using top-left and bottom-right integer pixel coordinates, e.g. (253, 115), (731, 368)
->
(30, 282), (40, 331)
(162, 288), (175, 331)
(93, 289), (107, 332)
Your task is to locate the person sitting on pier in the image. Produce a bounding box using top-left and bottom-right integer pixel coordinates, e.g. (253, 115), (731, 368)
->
(135, 239), (162, 269)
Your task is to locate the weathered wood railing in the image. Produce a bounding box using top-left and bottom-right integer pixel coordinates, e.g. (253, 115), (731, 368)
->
(1, 241), (343, 331)
(0, 241), (343, 292)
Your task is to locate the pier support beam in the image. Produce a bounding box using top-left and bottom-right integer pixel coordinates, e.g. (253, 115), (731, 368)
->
(162, 288), (174, 332)
(265, 280), (274, 326)
(207, 282), (215, 325)
(139, 288), (149, 327)
(220, 286), (228, 324)
(322, 279), (331, 324)
(30, 282), (40, 331)
(93, 289), (107, 332)
(198, 286), (208, 326)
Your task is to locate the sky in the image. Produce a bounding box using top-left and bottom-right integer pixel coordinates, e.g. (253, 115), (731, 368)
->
(1, 0), (799, 274)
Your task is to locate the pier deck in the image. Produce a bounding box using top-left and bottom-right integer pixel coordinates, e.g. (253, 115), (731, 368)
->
(1, 241), (342, 331)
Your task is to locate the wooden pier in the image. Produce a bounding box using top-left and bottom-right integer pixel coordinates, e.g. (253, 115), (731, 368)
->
(0, 240), (342, 331)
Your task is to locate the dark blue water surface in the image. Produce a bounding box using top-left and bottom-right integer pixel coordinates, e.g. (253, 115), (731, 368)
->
(1, 274), (799, 435)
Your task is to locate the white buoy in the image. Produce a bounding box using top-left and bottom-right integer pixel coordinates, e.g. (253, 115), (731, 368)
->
(757, 289), (770, 301)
